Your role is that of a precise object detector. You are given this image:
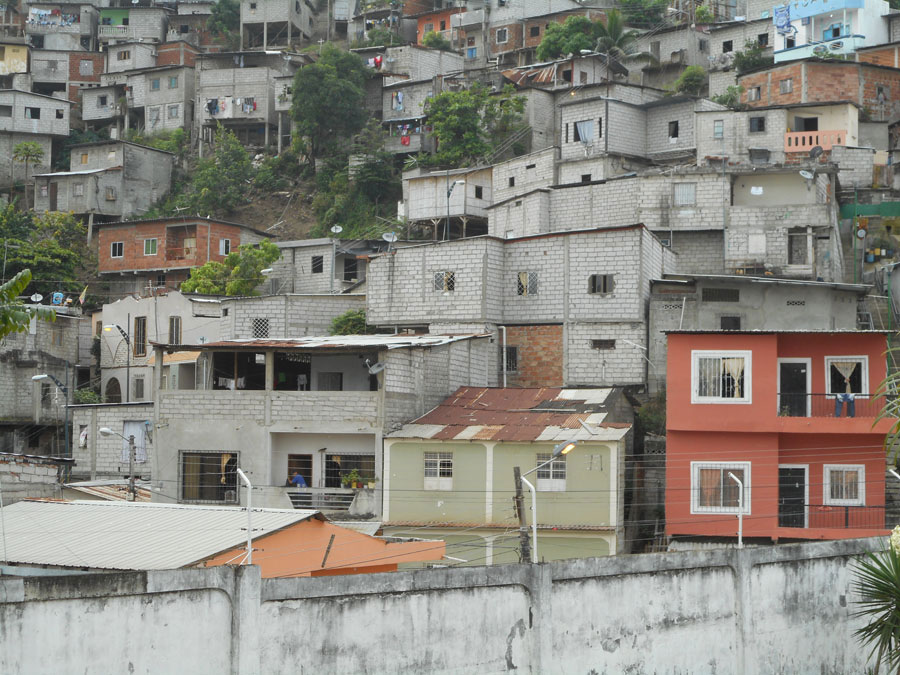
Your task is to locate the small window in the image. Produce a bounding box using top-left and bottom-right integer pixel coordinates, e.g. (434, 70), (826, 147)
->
(344, 257), (358, 282)
(779, 78), (793, 94)
(157, 274), (166, 288)
(106, 186), (117, 200)
(41, 382), (51, 403)
(516, 271), (538, 296)
(530, 25), (540, 37)
(877, 85), (889, 102)
(423, 22), (433, 33)
(133, 377), (145, 401)
(673, 183), (696, 206)
(713, 119), (724, 139)
(475, 185), (483, 199)
(168, 316), (182, 344)
(424, 451), (453, 490)
(0, 105), (11, 117)
(55, 109), (64, 119)
(748, 87), (761, 103)
(788, 227), (808, 264)
(318, 372), (343, 391)
(98, 95), (108, 107)
(219, 239), (231, 256)
(757, 33), (768, 47)
(825, 356), (867, 396)
(73, 183), (84, 197)
(250, 1), (257, 8)
(722, 40), (733, 52)
(691, 462), (750, 513)
(824, 465), (865, 506)
(133, 316), (148, 357)
(144, 238), (158, 256)
(588, 274), (615, 295)
(169, 76), (178, 89)
(151, 78), (160, 91)
(181, 451), (239, 503)
(117, 50), (131, 61)
(536, 452), (566, 491)
(433, 270), (456, 292)
(503, 345), (518, 372)
(24, 107), (40, 119)
(508, 176), (515, 187)
(668, 121), (679, 138)
(440, 20), (446, 30)
(691, 350), (751, 403)
(720, 316), (741, 330)
(110, 241), (124, 258)
(749, 116), (766, 132)
(702, 287), (740, 302)
(168, 104), (179, 119)
(80, 153), (89, 165)
(40, 184), (48, 198)
(591, 339), (616, 350)
(108, 150), (116, 161)
(252, 317), (269, 338)
(573, 119), (594, 143)
(699, 38), (709, 52)
(496, 28), (508, 44)
(311, 255), (324, 273)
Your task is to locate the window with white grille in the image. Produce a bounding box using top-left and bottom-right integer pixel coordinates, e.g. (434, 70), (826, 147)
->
(824, 464), (865, 506)
(673, 183), (696, 206)
(424, 451), (452, 490)
(691, 350), (751, 403)
(433, 271), (455, 292)
(516, 271), (538, 296)
(252, 318), (269, 338)
(691, 462), (750, 514)
(536, 453), (566, 491)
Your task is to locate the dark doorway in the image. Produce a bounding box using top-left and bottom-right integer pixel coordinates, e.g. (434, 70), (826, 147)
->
(778, 467), (806, 527)
(794, 116), (818, 132)
(779, 361), (808, 416)
(49, 182), (57, 211)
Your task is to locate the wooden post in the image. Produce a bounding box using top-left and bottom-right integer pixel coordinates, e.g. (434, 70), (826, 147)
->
(514, 466), (531, 564)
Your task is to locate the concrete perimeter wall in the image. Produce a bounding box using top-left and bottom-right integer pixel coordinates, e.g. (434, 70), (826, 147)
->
(0, 537), (880, 674)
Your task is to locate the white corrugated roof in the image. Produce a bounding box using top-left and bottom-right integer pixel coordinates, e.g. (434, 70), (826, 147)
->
(0, 500), (319, 571)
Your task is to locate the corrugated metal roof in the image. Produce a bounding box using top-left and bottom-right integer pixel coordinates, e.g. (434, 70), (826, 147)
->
(154, 334), (490, 351)
(63, 480), (152, 502)
(0, 500), (320, 571)
(387, 387), (631, 442)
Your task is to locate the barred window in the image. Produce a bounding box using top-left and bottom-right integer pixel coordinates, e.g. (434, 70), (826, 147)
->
(673, 182), (696, 206)
(516, 271), (538, 296)
(588, 274), (615, 294)
(433, 271), (455, 292)
(536, 453), (566, 491)
(692, 350), (751, 403)
(692, 462), (750, 513)
(503, 345), (518, 372)
(424, 451), (452, 490)
(824, 465), (864, 505)
(702, 287), (740, 302)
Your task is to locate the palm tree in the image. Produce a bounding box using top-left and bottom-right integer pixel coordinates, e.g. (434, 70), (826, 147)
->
(0, 269), (55, 341)
(853, 529), (900, 674)
(593, 10), (657, 68)
(12, 141), (44, 211)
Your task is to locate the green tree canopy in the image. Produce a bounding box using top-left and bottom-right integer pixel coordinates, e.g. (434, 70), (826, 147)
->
(617, 0), (669, 28)
(209, 0), (240, 48)
(329, 308), (376, 335)
(732, 39), (774, 75)
(672, 65), (707, 96)
(594, 10), (653, 64)
(13, 141), (44, 210)
(424, 84), (525, 168)
(291, 44), (370, 163)
(180, 240), (281, 296)
(0, 269), (55, 341)
(188, 124), (253, 216)
(422, 30), (453, 51)
(535, 15), (595, 61)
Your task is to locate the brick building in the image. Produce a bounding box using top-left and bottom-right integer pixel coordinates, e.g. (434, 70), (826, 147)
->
(95, 216), (272, 296)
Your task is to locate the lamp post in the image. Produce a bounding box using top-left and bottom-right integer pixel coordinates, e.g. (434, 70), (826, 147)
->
(103, 320), (130, 403)
(236, 468), (253, 565)
(32, 366), (69, 461)
(99, 426), (136, 501)
(728, 471), (744, 549)
(513, 440), (578, 564)
(445, 177), (465, 241)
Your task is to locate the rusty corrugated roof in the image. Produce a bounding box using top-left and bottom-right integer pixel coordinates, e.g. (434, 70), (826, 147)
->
(387, 386), (631, 442)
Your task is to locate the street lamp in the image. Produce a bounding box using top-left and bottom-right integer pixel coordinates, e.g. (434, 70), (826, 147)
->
(445, 177), (465, 241)
(514, 440), (578, 564)
(99, 426), (137, 501)
(103, 321), (130, 402)
(32, 369), (69, 461)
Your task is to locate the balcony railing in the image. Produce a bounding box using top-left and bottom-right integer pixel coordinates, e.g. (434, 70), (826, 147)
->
(165, 247), (196, 262)
(99, 25), (134, 39)
(780, 504), (886, 530)
(287, 487), (358, 512)
(778, 392), (883, 418)
(774, 34), (865, 62)
(785, 130), (846, 152)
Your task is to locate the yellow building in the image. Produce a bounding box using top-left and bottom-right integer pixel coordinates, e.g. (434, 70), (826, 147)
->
(383, 387), (633, 564)
(0, 42), (28, 76)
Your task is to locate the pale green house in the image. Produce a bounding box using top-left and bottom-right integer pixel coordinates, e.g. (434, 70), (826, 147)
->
(383, 386), (633, 563)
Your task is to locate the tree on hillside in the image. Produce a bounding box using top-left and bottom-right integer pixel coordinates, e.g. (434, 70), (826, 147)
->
(291, 44), (370, 165)
(180, 240), (281, 296)
(12, 142), (44, 211)
(594, 10), (655, 65)
(424, 84), (525, 168)
(209, 0), (241, 49)
(422, 30), (453, 51)
(617, 0), (669, 29)
(329, 308), (376, 335)
(189, 124), (253, 216)
(0, 270), (55, 341)
(535, 15), (595, 61)
(672, 65), (707, 96)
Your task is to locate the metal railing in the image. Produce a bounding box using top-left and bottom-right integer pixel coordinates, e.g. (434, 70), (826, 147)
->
(287, 487), (357, 512)
(777, 392), (883, 418)
(779, 504), (886, 530)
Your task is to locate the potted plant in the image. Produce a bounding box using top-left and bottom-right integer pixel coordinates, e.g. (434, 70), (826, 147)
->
(364, 475), (379, 489)
(346, 468), (361, 488)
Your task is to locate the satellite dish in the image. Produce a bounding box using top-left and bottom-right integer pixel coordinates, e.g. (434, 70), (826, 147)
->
(798, 170), (814, 180)
(809, 146), (824, 159)
(30, 293), (43, 303)
(856, 229), (867, 239)
(382, 232), (398, 243)
(365, 358), (386, 375)
(330, 225), (343, 234)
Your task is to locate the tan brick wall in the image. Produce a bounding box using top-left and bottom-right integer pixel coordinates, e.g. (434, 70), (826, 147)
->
(858, 47), (898, 68)
(505, 324), (563, 387)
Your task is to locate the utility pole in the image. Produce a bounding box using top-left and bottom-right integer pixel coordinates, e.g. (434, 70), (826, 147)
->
(513, 466), (531, 564)
(127, 434), (136, 501)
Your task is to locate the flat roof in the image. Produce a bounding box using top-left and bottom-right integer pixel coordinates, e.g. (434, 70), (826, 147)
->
(96, 215), (273, 238)
(654, 274), (871, 294)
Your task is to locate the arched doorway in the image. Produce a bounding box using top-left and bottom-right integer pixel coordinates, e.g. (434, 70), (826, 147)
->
(105, 378), (122, 403)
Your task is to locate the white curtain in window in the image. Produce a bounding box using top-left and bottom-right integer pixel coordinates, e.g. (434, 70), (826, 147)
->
(121, 421), (148, 463)
(722, 357), (745, 398)
(575, 120), (593, 144)
(833, 361), (858, 394)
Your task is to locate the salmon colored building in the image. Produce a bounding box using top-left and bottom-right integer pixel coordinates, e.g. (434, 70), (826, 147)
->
(665, 330), (894, 544)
